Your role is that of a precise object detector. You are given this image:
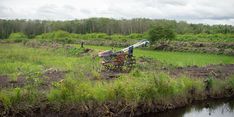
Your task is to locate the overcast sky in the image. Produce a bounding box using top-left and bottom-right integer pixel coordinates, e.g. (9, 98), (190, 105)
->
(0, 0), (234, 25)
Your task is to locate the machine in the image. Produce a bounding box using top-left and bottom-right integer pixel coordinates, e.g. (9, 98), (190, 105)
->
(98, 39), (150, 72)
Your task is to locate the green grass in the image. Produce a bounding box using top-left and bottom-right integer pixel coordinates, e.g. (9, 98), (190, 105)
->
(2, 43), (233, 76)
(47, 72), (205, 104)
(0, 43), (98, 75)
(84, 45), (234, 67)
(0, 42), (234, 112)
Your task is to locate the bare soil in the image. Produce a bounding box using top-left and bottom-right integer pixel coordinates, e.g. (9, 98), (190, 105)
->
(170, 64), (234, 79)
(99, 63), (234, 80)
(40, 69), (66, 89)
(0, 75), (26, 88)
(0, 69), (65, 89)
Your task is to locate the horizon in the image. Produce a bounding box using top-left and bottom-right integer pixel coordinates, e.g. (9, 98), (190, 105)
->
(0, 0), (234, 25)
(0, 17), (233, 26)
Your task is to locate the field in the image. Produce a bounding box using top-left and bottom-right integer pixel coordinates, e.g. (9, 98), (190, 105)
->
(1, 41), (234, 116)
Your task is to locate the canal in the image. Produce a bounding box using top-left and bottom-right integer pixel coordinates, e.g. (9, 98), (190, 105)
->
(144, 98), (234, 117)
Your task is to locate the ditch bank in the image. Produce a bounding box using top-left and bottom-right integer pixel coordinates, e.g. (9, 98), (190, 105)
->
(1, 65), (234, 117)
(153, 41), (234, 55)
(1, 91), (234, 117)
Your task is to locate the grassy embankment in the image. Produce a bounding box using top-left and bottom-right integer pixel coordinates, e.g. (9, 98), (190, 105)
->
(0, 43), (234, 115)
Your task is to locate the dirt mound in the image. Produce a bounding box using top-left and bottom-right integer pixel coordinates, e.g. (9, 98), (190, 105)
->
(170, 64), (234, 79)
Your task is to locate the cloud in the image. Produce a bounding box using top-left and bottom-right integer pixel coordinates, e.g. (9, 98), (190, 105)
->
(35, 4), (75, 20)
(0, 0), (234, 25)
(0, 5), (12, 17)
(80, 8), (91, 15)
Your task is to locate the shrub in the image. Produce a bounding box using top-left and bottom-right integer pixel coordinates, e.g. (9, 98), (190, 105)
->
(35, 30), (76, 43)
(35, 30), (71, 39)
(81, 33), (110, 39)
(8, 32), (28, 39)
(110, 34), (126, 40)
(127, 33), (144, 39)
(148, 25), (175, 42)
(8, 32), (28, 42)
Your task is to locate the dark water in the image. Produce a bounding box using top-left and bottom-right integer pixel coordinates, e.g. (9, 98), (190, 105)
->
(144, 99), (234, 117)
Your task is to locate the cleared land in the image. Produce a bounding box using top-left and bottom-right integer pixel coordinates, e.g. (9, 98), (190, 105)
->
(0, 42), (234, 116)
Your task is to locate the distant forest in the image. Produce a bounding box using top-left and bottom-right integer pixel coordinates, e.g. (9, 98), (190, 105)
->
(1, 18), (234, 39)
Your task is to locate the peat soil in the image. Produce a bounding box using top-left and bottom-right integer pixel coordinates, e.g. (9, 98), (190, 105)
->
(99, 64), (234, 80)
(169, 64), (234, 79)
(0, 69), (65, 89)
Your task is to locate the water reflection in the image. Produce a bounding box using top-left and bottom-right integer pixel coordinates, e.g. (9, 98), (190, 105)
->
(144, 99), (234, 117)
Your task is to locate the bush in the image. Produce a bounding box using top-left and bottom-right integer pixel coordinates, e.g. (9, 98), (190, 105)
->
(35, 30), (71, 39)
(8, 32), (28, 39)
(127, 33), (144, 39)
(148, 25), (175, 42)
(81, 33), (110, 40)
(8, 32), (28, 42)
(35, 30), (77, 43)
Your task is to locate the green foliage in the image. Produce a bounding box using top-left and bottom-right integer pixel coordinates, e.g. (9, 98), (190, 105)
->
(1, 18), (234, 39)
(127, 33), (144, 39)
(81, 33), (110, 39)
(8, 32), (28, 42)
(0, 87), (40, 109)
(227, 75), (234, 89)
(35, 30), (70, 39)
(110, 34), (126, 40)
(65, 47), (84, 56)
(47, 72), (204, 104)
(176, 33), (234, 42)
(48, 77), (110, 103)
(148, 25), (175, 42)
(8, 32), (27, 39)
(35, 30), (75, 43)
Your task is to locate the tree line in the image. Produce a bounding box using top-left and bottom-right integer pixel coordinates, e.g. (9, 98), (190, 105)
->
(1, 18), (234, 39)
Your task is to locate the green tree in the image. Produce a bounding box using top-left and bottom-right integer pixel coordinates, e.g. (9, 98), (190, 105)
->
(148, 25), (175, 42)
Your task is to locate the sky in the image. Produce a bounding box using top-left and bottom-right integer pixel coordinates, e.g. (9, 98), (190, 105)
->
(0, 0), (234, 25)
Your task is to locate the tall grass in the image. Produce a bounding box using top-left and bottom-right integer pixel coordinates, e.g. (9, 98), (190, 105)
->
(0, 43), (83, 75)
(0, 87), (41, 109)
(0, 43), (234, 113)
(47, 70), (205, 104)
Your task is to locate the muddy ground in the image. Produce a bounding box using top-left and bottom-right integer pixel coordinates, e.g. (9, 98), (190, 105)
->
(169, 64), (234, 79)
(0, 69), (65, 89)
